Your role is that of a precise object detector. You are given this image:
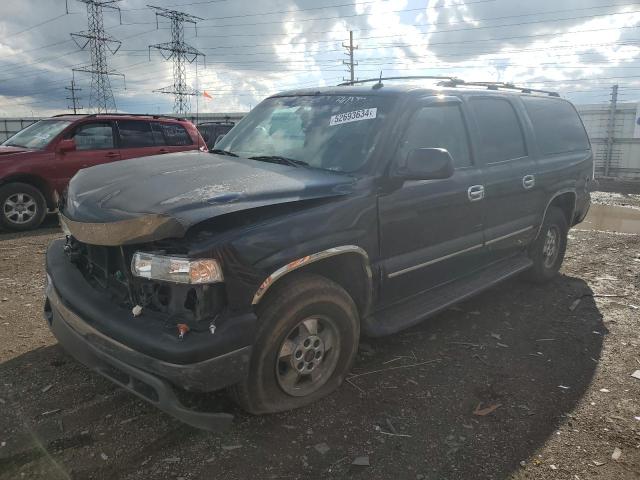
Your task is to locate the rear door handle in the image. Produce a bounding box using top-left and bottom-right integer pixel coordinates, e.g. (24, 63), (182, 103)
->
(467, 185), (485, 202)
(158, 148), (169, 154)
(105, 152), (119, 159)
(522, 174), (535, 189)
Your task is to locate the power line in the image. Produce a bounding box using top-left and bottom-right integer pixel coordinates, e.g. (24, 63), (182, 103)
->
(148, 5), (205, 114)
(65, 77), (83, 113)
(71, 0), (126, 113)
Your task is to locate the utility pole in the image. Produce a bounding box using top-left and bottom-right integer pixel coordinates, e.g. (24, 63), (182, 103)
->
(342, 30), (358, 84)
(148, 5), (205, 115)
(65, 77), (83, 113)
(604, 84), (618, 177)
(71, 0), (125, 113)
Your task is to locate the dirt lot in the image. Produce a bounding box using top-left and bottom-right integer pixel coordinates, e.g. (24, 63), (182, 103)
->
(1, 197), (639, 480)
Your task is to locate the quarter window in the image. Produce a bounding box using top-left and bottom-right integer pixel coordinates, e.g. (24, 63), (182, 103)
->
(398, 104), (472, 169)
(522, 97), (590, 155)
(160, 123), (192, 146)
(470, 98), (527, 163)
(118, 121), (156, 148)
(72, 122), (114, 150)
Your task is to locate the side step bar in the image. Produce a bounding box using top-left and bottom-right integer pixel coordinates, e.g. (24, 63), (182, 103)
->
(362, 255), (533, 337)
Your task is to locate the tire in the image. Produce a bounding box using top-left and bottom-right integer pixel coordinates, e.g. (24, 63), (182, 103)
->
(231, 272), (360, 414)
(0, 183), (47, 232)
(525, 206), (569, 283)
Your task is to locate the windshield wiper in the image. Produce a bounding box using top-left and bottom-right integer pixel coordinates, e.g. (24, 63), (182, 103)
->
(209, 148), (238, 157)
(248, 155), (309, 167)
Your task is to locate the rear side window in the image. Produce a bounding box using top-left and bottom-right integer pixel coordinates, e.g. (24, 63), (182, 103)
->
(470, 98), (527, 163)
(398, 104), (472, 168)
(73, 122), (114, 150)
(522, 97), (590, 155)
(118, 121), (156, 148)
(150, 123), (167, 146)
(160, 123), (192, 146)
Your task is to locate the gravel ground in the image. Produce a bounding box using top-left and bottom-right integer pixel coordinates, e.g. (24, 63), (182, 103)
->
(0, 200), (639, 480)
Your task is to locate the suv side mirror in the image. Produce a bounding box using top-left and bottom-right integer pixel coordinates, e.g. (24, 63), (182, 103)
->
(56, 138), (76, 153)
(400, 148), (454, 180)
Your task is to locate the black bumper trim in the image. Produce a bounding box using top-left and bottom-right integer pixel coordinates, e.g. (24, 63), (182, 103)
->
(46, 281), (251, 431)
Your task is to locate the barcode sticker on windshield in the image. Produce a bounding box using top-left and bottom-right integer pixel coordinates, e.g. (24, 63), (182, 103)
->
(329, 108), (377, 126)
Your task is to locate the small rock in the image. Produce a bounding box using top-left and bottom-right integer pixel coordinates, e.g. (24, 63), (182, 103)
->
(612, 448), (622, 461)
(132, 305), (143, 317)
(550, 464), (557, 470)
(631, 370), (640, 380)
(352, 456), (370, 466)
(100, 453), (108, 461)
(599, 388), (610, 393)
(520, 461), (526, 467)
(314, 442), (330, 455)
(1, 441), (6, 448)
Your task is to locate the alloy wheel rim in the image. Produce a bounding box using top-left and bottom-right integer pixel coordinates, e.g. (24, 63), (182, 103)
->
(276, 316), (340, 397)
(3, 193), (37, 225)
(542, 226), (560, 268)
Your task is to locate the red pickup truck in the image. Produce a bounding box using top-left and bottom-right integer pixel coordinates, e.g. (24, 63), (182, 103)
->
(0, 113), (206, 231)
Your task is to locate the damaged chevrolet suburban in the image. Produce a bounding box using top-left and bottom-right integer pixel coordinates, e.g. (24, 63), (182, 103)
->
(45, 78), (593, 430)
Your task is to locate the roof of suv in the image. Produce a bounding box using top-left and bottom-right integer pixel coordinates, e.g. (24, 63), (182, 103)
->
(273, 79), (563, 100)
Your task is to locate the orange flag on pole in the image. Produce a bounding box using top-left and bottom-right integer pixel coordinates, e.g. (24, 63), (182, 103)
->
(203, 90), (213, 99)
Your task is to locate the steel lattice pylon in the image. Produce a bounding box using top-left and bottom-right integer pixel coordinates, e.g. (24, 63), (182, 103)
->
(148, 5), (205, 115)
(71, 0), (125, 113)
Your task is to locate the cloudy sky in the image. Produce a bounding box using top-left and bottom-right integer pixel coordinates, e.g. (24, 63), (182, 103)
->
(0, 0), (638, 116)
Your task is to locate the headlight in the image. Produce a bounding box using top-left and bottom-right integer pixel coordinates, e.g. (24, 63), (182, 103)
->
(131, 252), (223, 284)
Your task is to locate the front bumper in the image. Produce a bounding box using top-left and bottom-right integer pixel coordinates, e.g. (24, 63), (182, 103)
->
(44, 241), (255, 431)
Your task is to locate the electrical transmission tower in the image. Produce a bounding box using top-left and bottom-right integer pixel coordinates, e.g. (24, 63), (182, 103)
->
(148, 5), (205, 115)
(342, 30), (358, 84)
(65, 77), (83, 114)
(71, 0), (125, 113)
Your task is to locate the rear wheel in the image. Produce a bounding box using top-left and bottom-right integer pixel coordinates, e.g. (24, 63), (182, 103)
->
(0, 183), (47, 231)
(525, 206), (569, 282)
(231, 273), (359, 414)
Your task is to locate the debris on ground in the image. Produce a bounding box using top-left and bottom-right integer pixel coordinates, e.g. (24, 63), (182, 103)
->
(569, 298), (581, 311)
(40, 384), (52, 393)
(631, 370), (640, 380)
(612, 447), (622, 461)
(352, 456), (370, 466)
(473, 403), (502, 416)
(221, 445), (242, 451)
(131, 305), (143, 317)
(313, 442), (330, 455)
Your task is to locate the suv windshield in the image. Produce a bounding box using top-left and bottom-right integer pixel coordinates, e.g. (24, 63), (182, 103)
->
(2, 120), (72, 150)
(216, 95), (393, 172)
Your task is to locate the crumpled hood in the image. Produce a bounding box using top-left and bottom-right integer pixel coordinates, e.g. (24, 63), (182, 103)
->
(62, 151), (355, 244)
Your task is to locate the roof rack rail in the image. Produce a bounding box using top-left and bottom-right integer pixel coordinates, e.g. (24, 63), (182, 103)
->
(338, 75), (462, 87)
(437, 79), (560, 97)
(85, 113), (187, 121)
(51, 113), (87, 117)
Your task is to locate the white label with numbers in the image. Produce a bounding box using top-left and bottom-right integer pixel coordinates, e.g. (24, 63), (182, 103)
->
(329, 108), (377, 126)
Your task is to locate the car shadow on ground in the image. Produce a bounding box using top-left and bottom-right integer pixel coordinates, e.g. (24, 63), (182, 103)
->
(0, 274), (603, 480)
(0, 214), (60, 241)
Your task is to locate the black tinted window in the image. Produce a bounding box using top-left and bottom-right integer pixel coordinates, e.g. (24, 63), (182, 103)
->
(470, 98), (527, 163)
(150, 123), (167, 146)
(398, 104), (472, 168)
(118, 121), (155, 148)
(160, 123), (192, 146)
(522, 97), (590, 155)
(73, 122), (114, 150)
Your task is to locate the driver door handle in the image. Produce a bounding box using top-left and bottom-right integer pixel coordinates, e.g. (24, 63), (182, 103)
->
(467, 185), (485, 202)
(105, 151), (119, 159)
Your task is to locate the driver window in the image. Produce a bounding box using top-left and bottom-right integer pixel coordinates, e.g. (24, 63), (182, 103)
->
(397, 105), (472, 169)
(72, 122), (114, 151)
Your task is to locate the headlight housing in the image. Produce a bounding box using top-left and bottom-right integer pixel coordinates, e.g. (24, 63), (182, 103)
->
(131, 252), (224, 284)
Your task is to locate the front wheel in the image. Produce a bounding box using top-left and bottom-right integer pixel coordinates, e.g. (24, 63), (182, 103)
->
(0, 182), (47, 231)
(525, 206), (569, 283)
(231, 273), (360, 414)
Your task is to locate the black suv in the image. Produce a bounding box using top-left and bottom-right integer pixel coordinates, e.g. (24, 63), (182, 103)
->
(45, 78), (593, 430)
